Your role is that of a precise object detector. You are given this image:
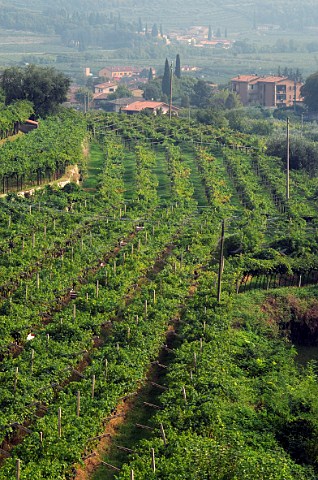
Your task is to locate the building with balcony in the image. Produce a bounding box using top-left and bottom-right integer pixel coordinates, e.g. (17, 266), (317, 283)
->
(231, 75), (303, 108)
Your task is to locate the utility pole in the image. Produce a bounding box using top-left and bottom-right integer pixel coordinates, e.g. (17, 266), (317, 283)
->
(169, 62), (173, 120)
(286, 117), (290, 200)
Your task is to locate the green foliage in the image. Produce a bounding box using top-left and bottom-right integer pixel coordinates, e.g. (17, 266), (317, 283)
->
(175, 53), (181, 79)
(1, 65), (70, 117)
(162, 58), (171, 97)
(266, 134), (318, 175)
(301, 71), (318, 112)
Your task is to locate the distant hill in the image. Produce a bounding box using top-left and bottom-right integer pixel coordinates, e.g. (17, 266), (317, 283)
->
(0, 0), (317, 35)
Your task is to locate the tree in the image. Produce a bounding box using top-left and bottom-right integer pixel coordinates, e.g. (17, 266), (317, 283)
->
(107, 85), (131, 100)
(143, 81), (161, 100)
(301, 72), (318, 112)
(191, 80), (212, 108)
(138, 17), (142, 33)
(0, 65), (70, 117)
(175, 54), (181, 79)
(162, 58), (170, 96)
(151, 23), (158, 37)
(216, 27), (221, 37)
(148, 68), (154, 81)
(208, 25), (212, 41)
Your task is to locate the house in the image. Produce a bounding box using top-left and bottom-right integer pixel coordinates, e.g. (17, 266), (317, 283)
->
(121, 101), (179, 115)
(98, 66), (138, 80)
(97, 97), (143, 113)
(94, 82), (118, 95)
(200, 39), (233, 49)
(231, 75), (303, 108)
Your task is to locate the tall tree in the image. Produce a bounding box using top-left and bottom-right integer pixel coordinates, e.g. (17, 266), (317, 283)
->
(151, 23), (158, 37)
(208, 25), (212, 41)
(148, 68), (154, 81)
(301, 72), (318, 112)
(191, 80), (212, 108)
(0, 65), (70, 117)
(162, 58), (170, 96)
(138, 17), (143, 33)
(175, 54), (181, 79)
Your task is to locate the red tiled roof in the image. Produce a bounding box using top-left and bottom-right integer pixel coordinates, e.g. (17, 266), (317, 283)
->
(95, 82), (117, 88)
(258, 76), (288, 83)
(122, 101), (164, 111)
(231, 75), (260, 82)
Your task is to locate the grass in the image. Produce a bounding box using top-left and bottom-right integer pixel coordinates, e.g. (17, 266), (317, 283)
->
(82, 141), (104, 191)
(92, 382), (159, 480)
(181, 146), (208, 207)
(122, 150), (137, 202)
(153, 147), (171, 204)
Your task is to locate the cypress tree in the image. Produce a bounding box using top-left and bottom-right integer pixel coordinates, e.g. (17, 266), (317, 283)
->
(175, 54), (181, 79)
(162, 58), (170, 96)
(148, 68), (154, 81)
(208, 25), (212, 41)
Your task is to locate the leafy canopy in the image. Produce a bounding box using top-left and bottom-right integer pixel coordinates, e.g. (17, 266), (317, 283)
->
(0, 64), (70, 118)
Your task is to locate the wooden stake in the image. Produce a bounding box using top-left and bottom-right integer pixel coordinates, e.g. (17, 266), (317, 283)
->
(36, 272), (40, 289)
(25, 285), (28, 301)
(182, 385), (187, 402)
(58, 407), (62, 438)
(194, 352), (197, 368)
(105, 358), (108, 379)
(96, 280), (99, 298)
(145, 299), (148, 317)
(76, 391), (80, 417)
(92, 375), (96, 399)
(127, 326), (131, 339)
(73, 304), (76, 319)
(44, 225), (46, 237)
(29, 205), (32, 215)
(16, 459), (21, 480)
(39, 431), (43, 444)
(151, 448), (156, 473)
(153, 289), (156, 304)
(136, 315), (139, 325)
(14, 367), (18, 392)
(31, 349), (34, 373)
(130, 470), (134, 480)
(113, 260), (116, 273)
(203, 321), (206, 333)
(32, 232), (35, 247)
(200, 337), (203, 353)
(160, 423), (167, 445)
(217, 220), (225, 303)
